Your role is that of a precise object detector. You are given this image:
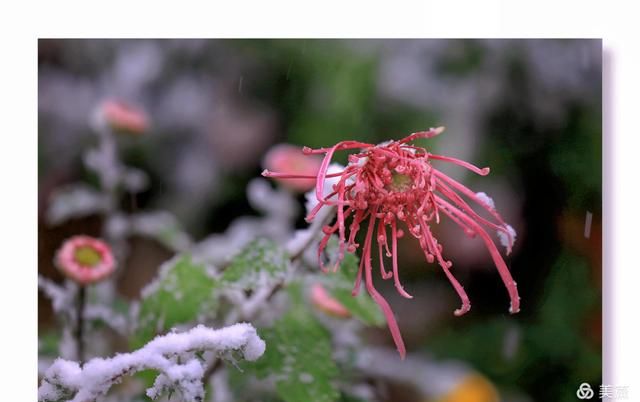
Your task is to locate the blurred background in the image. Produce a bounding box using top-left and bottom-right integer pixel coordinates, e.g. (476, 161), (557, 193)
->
(38, 39), (602, 402)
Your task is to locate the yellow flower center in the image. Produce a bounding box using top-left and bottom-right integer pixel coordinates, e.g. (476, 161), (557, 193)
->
(74, 246), (102, 267)
(387, 172), (413, 192)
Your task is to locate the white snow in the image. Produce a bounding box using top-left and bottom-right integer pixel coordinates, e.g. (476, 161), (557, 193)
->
(497, 224), (517, 250)
(140, 254), (184, 300)
(475, 191), (496, 210)
(38, 323), (265, 402)
(304, 163), (345, 216)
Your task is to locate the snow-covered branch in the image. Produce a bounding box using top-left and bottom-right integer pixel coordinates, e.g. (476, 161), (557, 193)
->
(38, 323), (266, 402)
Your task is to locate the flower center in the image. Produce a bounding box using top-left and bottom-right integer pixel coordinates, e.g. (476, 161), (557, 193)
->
(387, 172), (413, 192)
(74, 246), (102, 267)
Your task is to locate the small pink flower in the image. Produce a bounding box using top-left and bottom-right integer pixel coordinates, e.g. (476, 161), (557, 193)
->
(310, 283), (351, 318)
(263, 127), (520, 359)
(55, 236), (116, 285)
(263, 144), (322, 192)
(99, 99), (149, 135)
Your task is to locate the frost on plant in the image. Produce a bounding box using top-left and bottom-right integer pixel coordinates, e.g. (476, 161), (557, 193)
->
(38, 323), (265, 402)
(263, 127), (520, 358)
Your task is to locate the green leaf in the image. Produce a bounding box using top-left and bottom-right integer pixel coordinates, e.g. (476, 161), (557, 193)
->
(222, 238), (290, 289)
(38, 331), (61, 356)
(132, 254), (219, 348)
(321, 251), (386, 326)
(248, 284), (340, 402)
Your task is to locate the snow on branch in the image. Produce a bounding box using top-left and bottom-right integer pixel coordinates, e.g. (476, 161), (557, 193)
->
(38, 323), (266, 402)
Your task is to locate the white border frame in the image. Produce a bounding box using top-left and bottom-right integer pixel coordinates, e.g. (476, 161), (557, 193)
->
(1, 1), (637, 400)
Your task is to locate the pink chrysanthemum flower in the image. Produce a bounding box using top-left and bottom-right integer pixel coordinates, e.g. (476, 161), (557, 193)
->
(98, 99), (149, 135)
(263, 144), (323, 192)
(262, 127), (520, 358)
(55, 235), (116, 285)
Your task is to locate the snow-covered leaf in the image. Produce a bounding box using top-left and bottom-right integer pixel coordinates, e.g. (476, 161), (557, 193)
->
(222, 238), (290, 289)
(248, 284), (339, 402)
(132, 254), (219, 348)
(321, 252), (386, 326)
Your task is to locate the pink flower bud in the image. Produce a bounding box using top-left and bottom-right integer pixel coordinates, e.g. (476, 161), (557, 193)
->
(98, 99), (149, 135)
(310, 284), (351, 318)
(262, 144), (322, 192)
(55, 235), (116, 285)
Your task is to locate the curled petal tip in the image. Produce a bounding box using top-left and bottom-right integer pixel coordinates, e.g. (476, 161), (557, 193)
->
(509, 296), (521, 314)
(260, 169), (270, 176)
(395, 285), (414, 299)
(318, 259), (330, 273)
(454, 304), (471, 316)
(433, 126), (446, 135)
(480, 167), (491, 175)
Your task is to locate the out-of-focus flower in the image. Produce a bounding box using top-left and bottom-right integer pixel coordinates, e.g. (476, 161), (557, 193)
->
(263, 144), (322, 192)
(97, 99), (149, 134)
(437, 374), (499, 402)
(55, 236), (116, 285)
(263, 127), (520, 358)
(310, 283), (351, 318)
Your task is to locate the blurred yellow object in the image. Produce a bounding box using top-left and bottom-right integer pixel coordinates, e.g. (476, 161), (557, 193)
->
(435, 375), (499, 402)
(355, 348), (501, 402)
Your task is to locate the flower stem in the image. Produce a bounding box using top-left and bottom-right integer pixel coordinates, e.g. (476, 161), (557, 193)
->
(75, 286), (86, 363)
